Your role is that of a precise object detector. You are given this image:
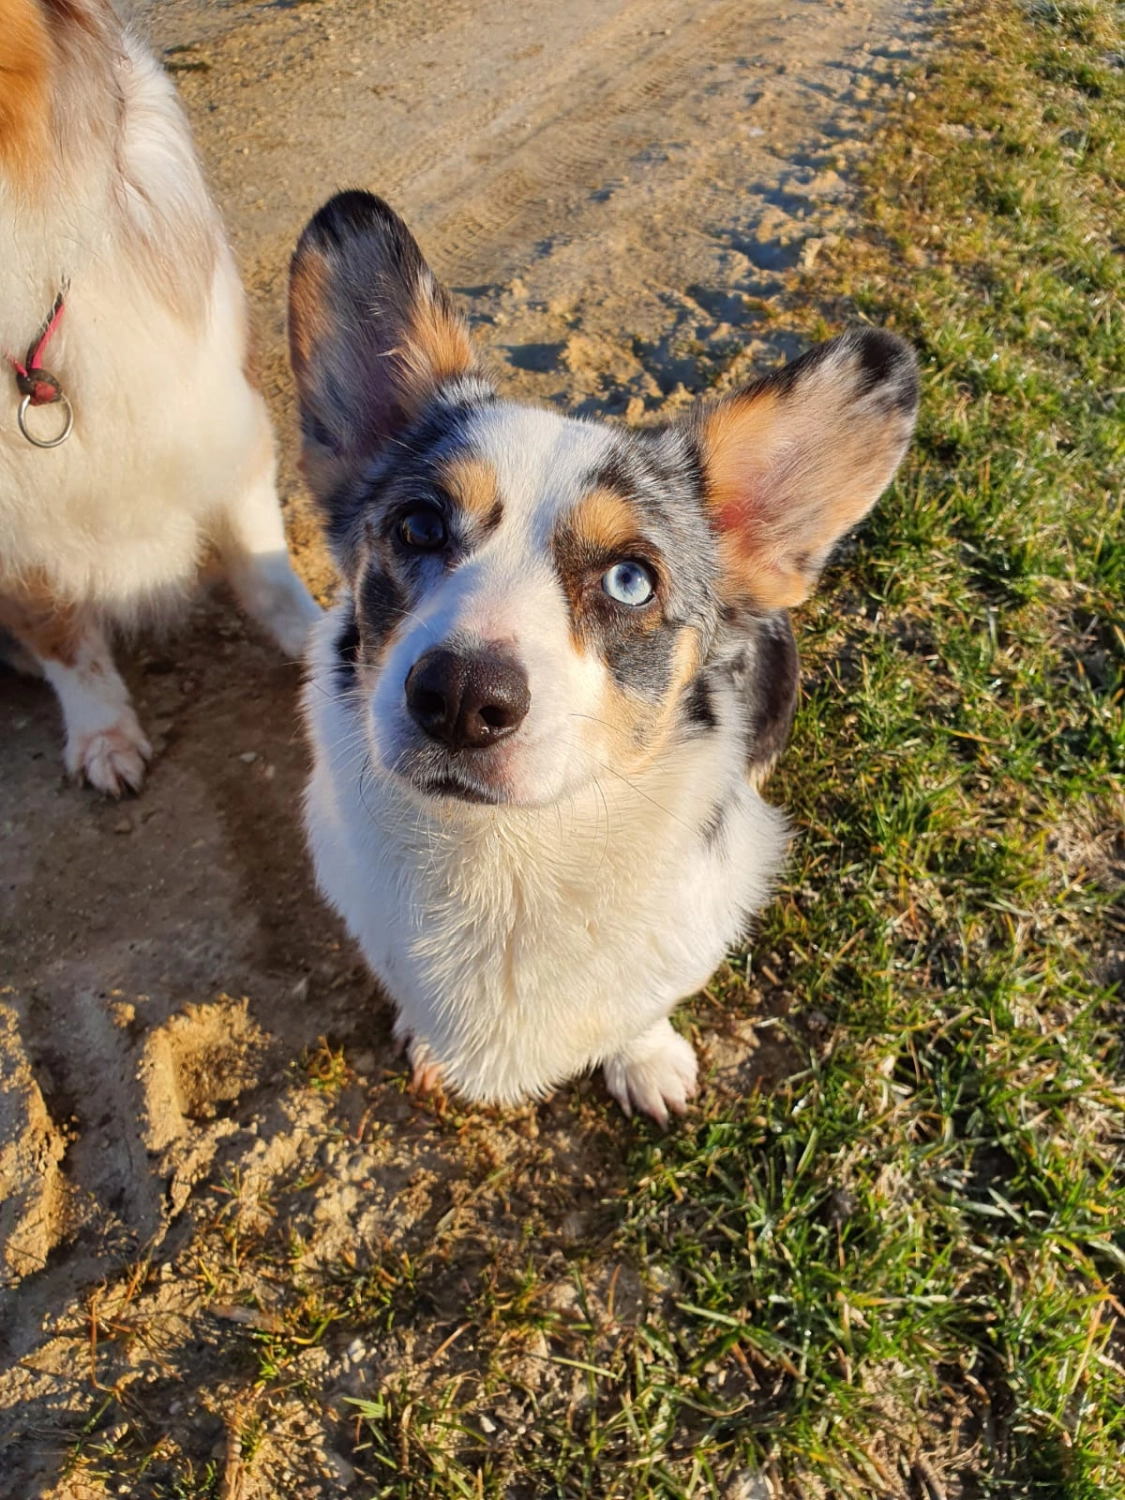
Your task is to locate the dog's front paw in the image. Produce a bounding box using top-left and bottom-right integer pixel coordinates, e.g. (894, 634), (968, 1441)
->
(260, 577), (322, 659)
(67, 712), (152, 797)
(603, 1020), (698, 1126)
(393, 1022), (445, 1096)
(232, 554), (322, 659)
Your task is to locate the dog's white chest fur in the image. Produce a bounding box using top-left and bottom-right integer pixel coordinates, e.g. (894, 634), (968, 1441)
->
(304, 606), (787, 1105)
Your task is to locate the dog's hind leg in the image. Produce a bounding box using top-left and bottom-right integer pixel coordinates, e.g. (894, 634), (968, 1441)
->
(217, 446), (320, 659)
(0, 594), (151, 795)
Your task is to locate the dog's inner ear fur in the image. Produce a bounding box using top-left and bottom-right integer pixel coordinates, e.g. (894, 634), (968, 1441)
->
(289, 191), (477, 496)
(695, 329), (919, 609)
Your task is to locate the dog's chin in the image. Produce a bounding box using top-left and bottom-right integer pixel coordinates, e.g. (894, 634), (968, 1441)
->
(412, 771), (508, 807)
(394, 762), (572, 812)
(375, 733), (576, 811)
(385, 752), (517, 809)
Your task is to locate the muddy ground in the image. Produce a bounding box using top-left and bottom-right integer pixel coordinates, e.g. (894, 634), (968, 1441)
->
(0, 0), (929, 1493)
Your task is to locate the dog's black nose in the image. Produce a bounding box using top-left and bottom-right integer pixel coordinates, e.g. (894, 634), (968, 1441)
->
(405, 647), (530, 750)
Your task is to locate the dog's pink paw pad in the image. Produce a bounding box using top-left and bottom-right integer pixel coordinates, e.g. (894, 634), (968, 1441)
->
(69, 719), (152, 797)
(406, 1038), (444, 1097)
(604, 1025), (698, 1126)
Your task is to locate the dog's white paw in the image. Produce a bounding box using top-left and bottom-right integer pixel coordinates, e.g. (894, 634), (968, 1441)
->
(603, 1021), (698, 1126)
(393, 1022), (445, 1096)
(410, 1047), (444, 1097)
(67, 712), (152, 797)
(231, 552), (321, 659)
(259, 577), (321, 659)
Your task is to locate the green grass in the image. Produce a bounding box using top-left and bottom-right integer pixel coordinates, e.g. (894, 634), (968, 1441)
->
(615, 1), (1125, 1490)
(58, 2), (1125, 1494)
(602, 3), (1125, 1491)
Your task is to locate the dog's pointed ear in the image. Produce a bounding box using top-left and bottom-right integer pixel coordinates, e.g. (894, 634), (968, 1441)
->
(289, 191), (481, 496)
(691, 329), (919, 609)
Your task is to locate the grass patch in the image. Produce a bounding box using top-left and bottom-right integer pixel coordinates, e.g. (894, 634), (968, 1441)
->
(608, 1), (1125, 1492)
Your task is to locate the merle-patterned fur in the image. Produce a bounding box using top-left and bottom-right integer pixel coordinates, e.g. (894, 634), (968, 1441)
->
(747, 324), (919, 416)
(332, 389), (800, 780)
(293, 191), (920, 1121)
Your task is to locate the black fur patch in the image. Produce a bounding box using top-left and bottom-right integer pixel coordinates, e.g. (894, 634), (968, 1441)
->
(478, 498), (504, 536)
(744, 613), (800, 776)
(852, 328), (920, 413)
(357, 565), (409, 657)
(301, 190), (413, 257)
(603, 629), (679, 706)
(730, 327), (918, 417)
(587, 449), (644, 501)
(683, 674), (718, 733)
(333, 607), (361, 691)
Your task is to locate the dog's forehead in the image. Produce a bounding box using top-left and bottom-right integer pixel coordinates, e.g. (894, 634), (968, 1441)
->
(436, 398), (719, 622)
(459, 402), (622, 531)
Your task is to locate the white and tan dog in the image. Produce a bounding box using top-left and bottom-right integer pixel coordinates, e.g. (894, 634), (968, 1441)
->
(0, 0), (318, 794)
(292, 192), (918, 1122)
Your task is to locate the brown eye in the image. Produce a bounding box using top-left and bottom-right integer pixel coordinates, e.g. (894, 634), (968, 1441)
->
(398, 505), (447, 551)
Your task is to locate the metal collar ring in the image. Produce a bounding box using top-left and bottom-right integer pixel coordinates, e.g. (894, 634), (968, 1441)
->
(18, 391), (74, 449)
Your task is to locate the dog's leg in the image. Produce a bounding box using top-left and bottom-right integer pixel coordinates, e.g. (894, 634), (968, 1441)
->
(603, 1019), (698, 1126)
(393, 1018), (445, 1096)
(0, 596), (151, 795)
(218, 450), (320, 658)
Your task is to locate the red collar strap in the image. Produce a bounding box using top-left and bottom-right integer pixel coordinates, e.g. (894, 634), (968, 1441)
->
(6, 286), (74, 447)
(6, 289), (67, 407)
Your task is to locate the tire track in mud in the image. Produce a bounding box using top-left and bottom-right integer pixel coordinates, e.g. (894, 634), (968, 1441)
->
(150, 0), (898, 294)
(391, 0), (768, 280)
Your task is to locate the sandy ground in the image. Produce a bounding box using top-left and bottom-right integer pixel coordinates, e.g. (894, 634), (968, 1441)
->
(0, 0), (929, 1492)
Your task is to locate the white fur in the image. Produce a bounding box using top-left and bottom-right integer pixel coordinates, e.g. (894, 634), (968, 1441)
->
(42, 618), (152, 795)
(303, 399), (789, 1120)
(304, 596), (788, 1122)
(0, 10), (318, 791)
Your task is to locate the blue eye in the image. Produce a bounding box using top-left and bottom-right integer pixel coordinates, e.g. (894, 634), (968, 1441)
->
(602, 560), (656, 607)
(398, 505), (447, 551)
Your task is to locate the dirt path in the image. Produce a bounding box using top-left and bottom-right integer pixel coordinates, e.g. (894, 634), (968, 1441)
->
(1, 0), (928, 1493)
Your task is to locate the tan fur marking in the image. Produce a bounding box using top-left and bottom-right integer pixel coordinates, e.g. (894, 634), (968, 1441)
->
(568, 488), (645, 556)
(400, 280), (475, 408)
(288, 248), (333, 379)
(439, 454), (498, 523)
(0, 0), (53, 190)
(595, 626), (702, 769)
(0, 577), (80, 665)
(700, 370), (912, 608)
(666, 624), (704, 705)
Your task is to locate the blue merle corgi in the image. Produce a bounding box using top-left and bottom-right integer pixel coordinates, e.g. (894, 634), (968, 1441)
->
(290, 191), (918, 1122)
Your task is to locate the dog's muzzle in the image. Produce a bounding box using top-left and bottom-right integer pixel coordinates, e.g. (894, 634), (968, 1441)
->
(405, 646), (530, 753)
